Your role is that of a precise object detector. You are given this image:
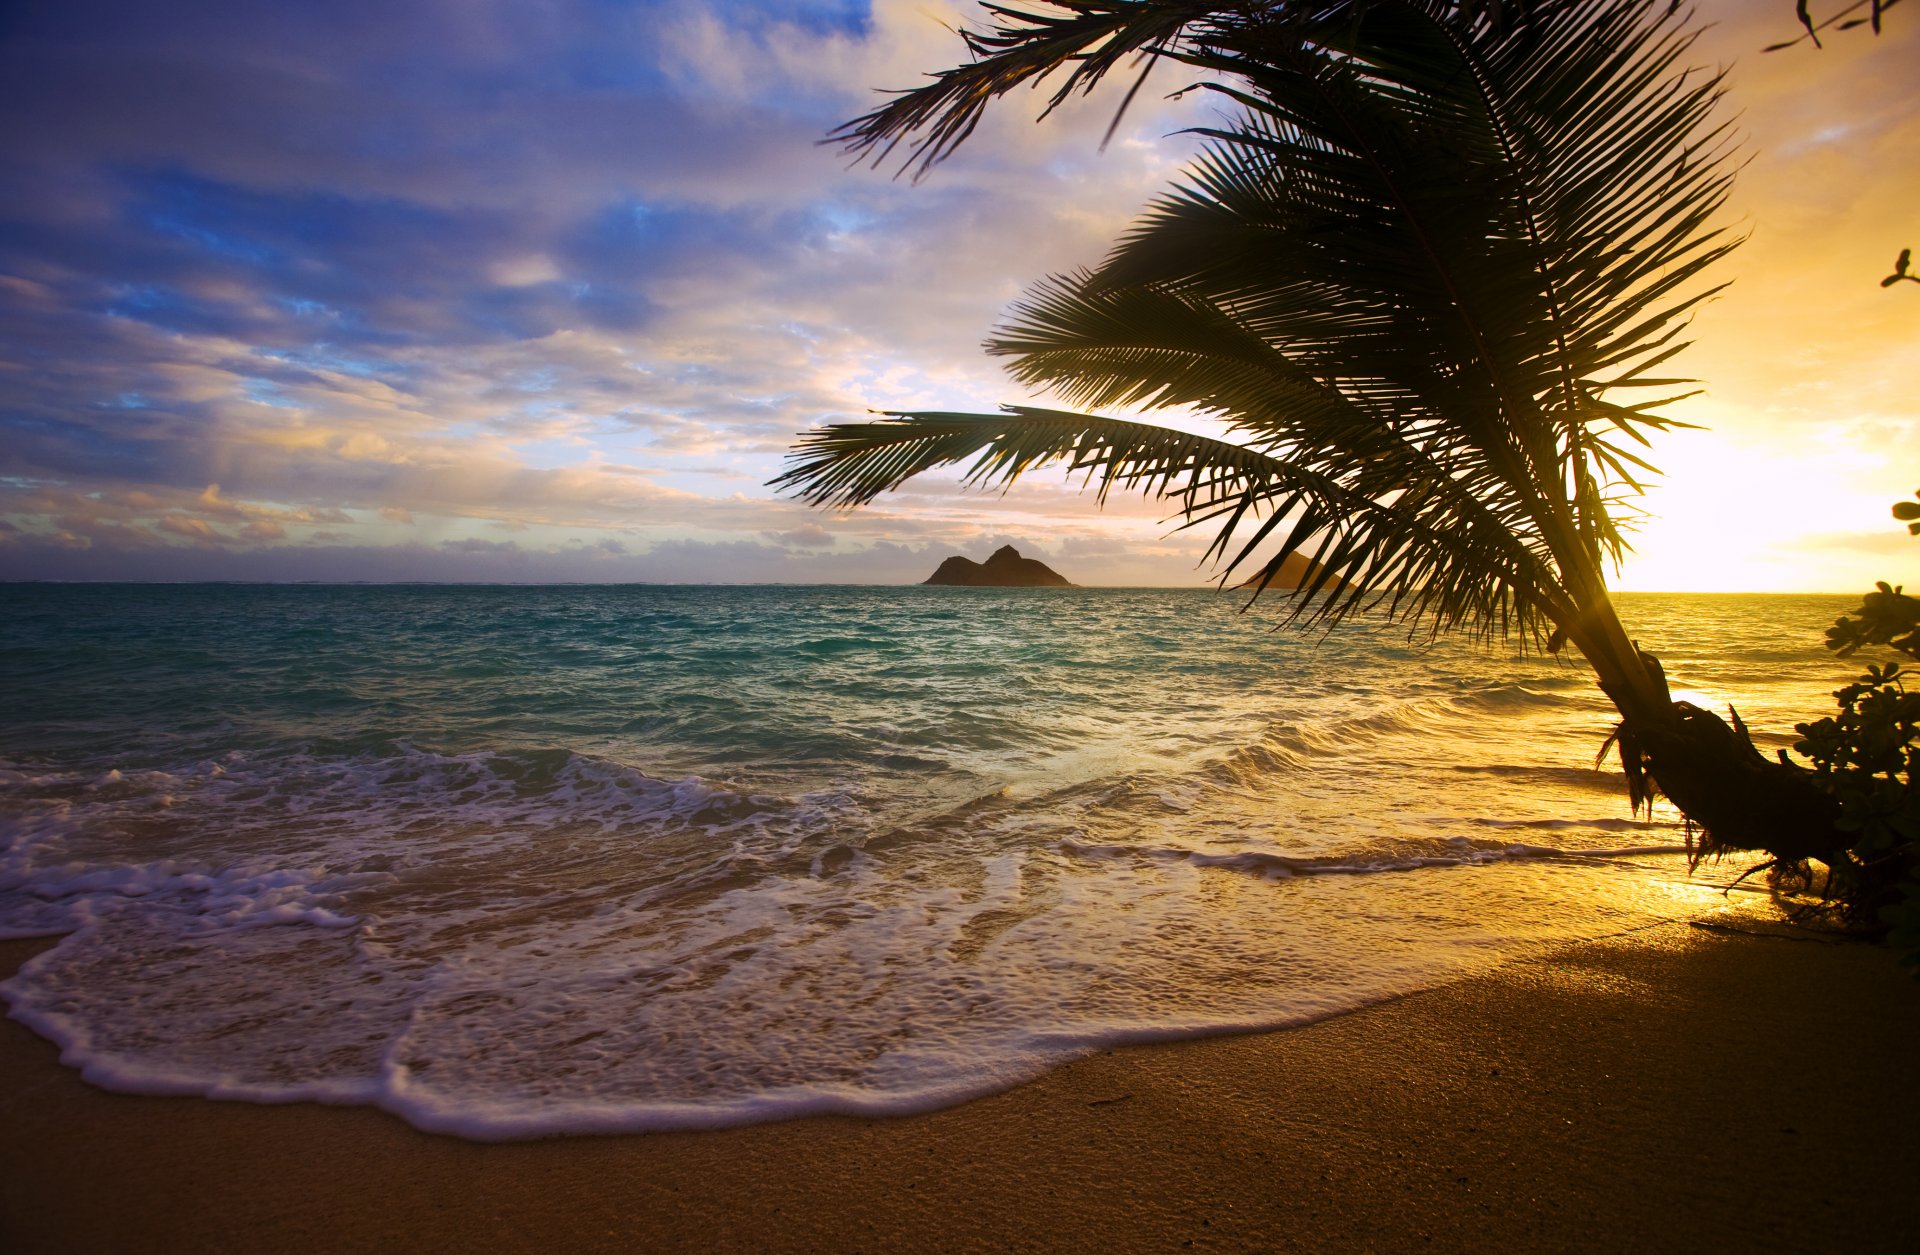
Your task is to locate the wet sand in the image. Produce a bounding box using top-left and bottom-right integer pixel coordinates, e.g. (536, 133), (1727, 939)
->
(2, 921), (1915, 1253)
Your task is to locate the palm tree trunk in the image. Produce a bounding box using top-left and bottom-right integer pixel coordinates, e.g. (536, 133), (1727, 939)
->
(1572, 599), (1843, 868)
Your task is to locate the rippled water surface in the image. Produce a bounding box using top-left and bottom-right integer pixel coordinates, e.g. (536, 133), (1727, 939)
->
(0, 585), (1861, 1137)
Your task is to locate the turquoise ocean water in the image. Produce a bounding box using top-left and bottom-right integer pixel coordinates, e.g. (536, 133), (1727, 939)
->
(0, 585), (1861, 1137)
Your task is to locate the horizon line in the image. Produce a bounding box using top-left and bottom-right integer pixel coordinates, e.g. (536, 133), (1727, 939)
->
(0, 579), (1873, 595)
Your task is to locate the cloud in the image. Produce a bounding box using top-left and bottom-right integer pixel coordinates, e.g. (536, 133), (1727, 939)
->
(11, 1), (1255, 574)
(764, 522), (835, 548)
(1, 1), (1913, 591)
(0, 0), (1221, 587)
(440, 537), (523, 555)
(154, 514), (220, 542)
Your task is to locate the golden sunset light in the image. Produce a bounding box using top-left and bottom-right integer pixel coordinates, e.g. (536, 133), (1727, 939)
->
(3, 5), (1917, 1252)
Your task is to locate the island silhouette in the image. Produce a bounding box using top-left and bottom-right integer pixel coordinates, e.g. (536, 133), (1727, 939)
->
(923, 545), (1073, 587)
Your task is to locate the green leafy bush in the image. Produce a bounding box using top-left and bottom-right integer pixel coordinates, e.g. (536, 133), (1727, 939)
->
(1791, 493), (1920, 965)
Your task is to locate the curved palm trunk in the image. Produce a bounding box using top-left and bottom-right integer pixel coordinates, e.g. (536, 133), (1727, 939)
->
(1570, 598), (1843, 868)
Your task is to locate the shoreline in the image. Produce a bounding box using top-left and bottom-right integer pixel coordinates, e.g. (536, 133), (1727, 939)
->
(3, 923), (1916, 1252)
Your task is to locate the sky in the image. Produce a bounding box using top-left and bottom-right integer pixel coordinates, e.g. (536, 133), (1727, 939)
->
(0, 0), (1913, 590)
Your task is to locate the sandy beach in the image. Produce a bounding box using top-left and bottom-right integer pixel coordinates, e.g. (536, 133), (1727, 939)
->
(2, 920), (1915, 1254)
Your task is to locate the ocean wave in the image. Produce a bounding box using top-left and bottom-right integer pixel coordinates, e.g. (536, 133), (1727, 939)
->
(0, 584), (1831, 1140)
(1468, 815), (1678, 833)
(1058, 835), (1690, 879)
(0, 812), (1720, 1141)
(1195, 689), (1601, 792)
(1449, 763), (1629, 792)
(796, 635), (898, 657)
(1455, 682), (1590, 710)
(0, 743), (831, 941)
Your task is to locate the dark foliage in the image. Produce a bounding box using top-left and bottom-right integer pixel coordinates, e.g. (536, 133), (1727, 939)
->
(1790, 492), (1920, 961)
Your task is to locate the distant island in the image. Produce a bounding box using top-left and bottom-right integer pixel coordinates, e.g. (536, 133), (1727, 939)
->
(923, 545), (1074, 587)
(1233, 552), (1343, 591)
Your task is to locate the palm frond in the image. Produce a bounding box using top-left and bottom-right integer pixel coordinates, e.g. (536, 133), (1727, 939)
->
(832, 1), (1567, 179)
(830, 1), (1216, 180)
(774, 405), (1571, 639)
(788, 0), (1737, 656)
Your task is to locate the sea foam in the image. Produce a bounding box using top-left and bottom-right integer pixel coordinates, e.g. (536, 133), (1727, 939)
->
(0, 584), (1859, 1138)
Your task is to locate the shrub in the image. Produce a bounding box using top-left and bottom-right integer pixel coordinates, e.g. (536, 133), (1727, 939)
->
(1789, 495), (1920, 966)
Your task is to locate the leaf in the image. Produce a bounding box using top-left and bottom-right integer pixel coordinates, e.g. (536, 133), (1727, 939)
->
(1798, 0), (1824, 47)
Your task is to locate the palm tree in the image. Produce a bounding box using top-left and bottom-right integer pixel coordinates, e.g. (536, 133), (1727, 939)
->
(774, 0), (1843, 868)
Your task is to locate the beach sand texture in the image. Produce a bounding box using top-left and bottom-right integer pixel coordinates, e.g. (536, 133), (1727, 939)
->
(3, 922), (1915, 1254)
